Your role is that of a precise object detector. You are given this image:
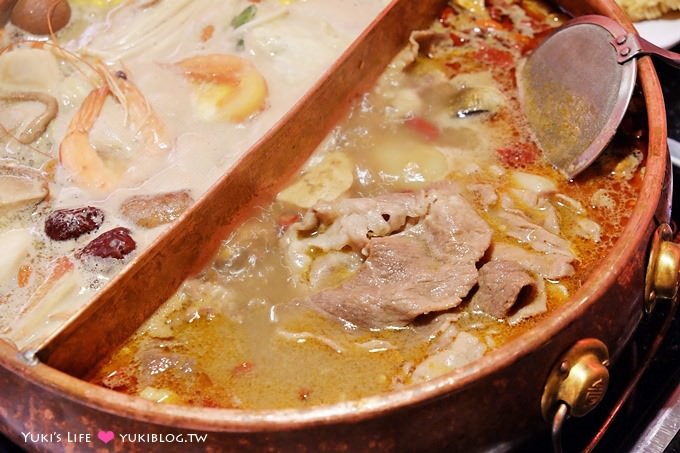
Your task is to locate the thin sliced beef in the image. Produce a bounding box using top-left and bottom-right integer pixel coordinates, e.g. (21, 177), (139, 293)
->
(496, 210), (574, 258)
(283, 191), (430, 278)
(305, 190), (430, 254)
(306, 187), (492, 328)
(286, 181), (571, 328)
(471, 260), (535, 318)
(490, 242), (574, 280)
(467, 183), (497, 209)
(313, 190), (429, 232)
(310, 235), (479, 328)
(411, 331), (486, 383)
(423, 187), (494, 263)
(308, 251), (362, 289)
(504, 188), (561, 234)
(508, 277), (547, 325)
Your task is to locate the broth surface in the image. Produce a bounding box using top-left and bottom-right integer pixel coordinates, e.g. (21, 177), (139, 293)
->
(90, 0), (647, 409)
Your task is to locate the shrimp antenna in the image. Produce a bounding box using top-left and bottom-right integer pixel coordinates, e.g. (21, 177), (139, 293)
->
(30, 40), (103, 87)
(47, 0), (61, 43)
(0, 123), (52, 159)
(97, 63), (130, 122)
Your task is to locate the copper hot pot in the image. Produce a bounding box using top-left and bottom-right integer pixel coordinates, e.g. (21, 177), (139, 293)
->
(0, 0), (675, 451)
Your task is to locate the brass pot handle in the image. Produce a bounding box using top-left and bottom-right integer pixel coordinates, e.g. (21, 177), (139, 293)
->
(541, 339), (610, 453)
(541, 339), (610, 422)
(644, 223), (680, 313)
(543, 223), (680, 453)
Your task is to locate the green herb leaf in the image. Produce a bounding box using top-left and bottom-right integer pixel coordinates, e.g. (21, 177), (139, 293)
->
(231, 5), (257, 29)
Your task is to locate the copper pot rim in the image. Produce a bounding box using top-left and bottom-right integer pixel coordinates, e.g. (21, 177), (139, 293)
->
(1, 25), (669, 436)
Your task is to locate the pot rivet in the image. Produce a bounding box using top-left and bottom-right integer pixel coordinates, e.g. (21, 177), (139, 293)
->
(541, 338), (610, 421)
(620, 47), (631, 57)
(615, 35), (627, 45)
(559, 361), (570, 375)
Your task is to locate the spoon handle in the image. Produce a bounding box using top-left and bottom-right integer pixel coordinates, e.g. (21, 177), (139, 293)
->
(637, 37), (680, 70)
(573, 15), (680, 69)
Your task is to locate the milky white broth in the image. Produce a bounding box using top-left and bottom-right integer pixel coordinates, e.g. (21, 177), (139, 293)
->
(0, 0), (389, 350)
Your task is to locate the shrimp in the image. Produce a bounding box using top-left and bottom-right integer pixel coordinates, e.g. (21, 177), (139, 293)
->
(105, 69), (173, 154)
(59, 85), (119, 192)
(59, 70), (173, 193)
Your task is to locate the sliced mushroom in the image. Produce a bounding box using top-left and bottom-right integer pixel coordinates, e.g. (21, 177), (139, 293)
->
(449, 85), (504, 118)
(453, 0), (486, 14)
(138, 386), (182, 404)
(120, 190), (194, 228)
(410, 30), (448, 59)
(362, 136), (448, 190)
(9, 257), (81, 349)
(0, 92), (58, 144)
(0, 0), (16, 27)
(0, 48), (61, 92)
(575, 217), (601, 243)
(0, 228), (32, 286)
(0, 162), (49, 210)
(277, 153), (354, 209)
(510, 171), (557, 195)
(404, 30), (448, 67)
(11, 0), (71, 35)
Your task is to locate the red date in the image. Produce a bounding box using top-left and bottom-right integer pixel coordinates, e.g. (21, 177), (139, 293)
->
(79, 227), (136, 260)
(45, 206), (105, 241)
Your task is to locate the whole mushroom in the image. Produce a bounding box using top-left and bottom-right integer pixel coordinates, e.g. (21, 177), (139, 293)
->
(11, 0), (71, 35)
(0, 0), (17, 27)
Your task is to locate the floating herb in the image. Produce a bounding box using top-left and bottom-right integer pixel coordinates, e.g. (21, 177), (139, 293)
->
(231, 5), (257, 28)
